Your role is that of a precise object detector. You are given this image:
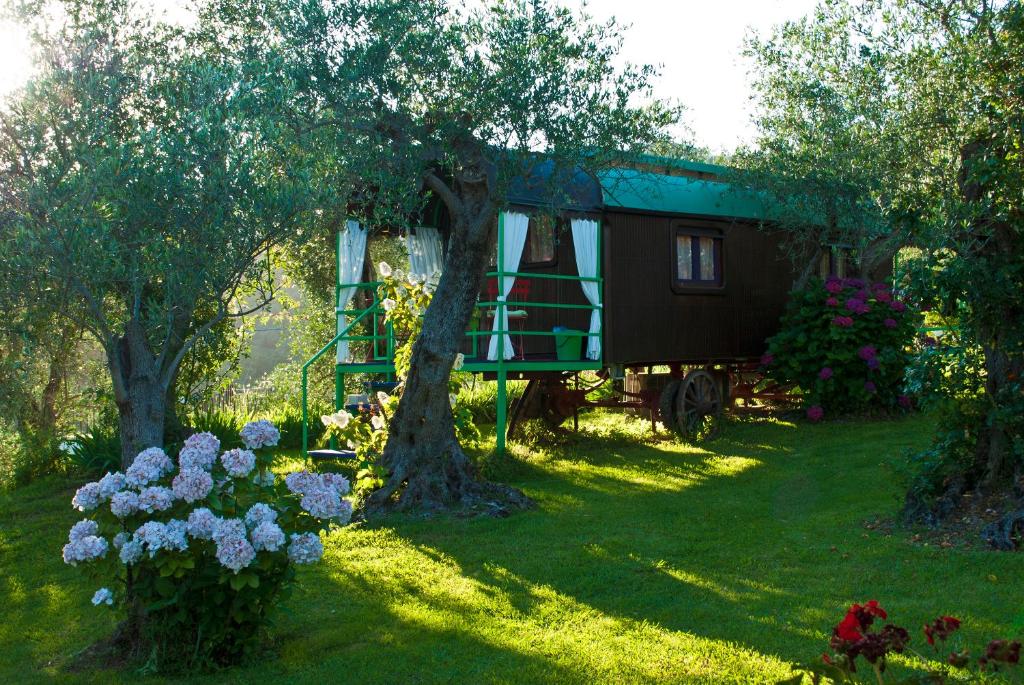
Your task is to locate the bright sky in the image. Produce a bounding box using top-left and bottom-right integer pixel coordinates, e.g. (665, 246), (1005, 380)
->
(0, 0), (820, 153)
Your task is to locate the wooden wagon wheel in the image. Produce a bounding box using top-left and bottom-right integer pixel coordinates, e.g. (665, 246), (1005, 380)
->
(657, 378), (682, 428)
(673, 370), (723, 441)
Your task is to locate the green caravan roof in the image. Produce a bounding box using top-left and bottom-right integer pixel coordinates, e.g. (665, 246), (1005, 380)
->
(597, 163), (775, 222)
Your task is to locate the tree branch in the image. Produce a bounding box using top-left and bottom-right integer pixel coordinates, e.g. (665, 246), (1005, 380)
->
(422, 171), (462, 216)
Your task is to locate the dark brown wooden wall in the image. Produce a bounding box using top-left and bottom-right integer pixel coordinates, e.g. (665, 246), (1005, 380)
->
(601, 212), (796, 365)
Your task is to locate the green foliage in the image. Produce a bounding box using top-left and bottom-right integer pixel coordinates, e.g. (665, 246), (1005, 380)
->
(764, 278), (918, 417)
(63, 426), (122, 479)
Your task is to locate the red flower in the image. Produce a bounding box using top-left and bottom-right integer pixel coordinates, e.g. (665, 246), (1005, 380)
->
(836, 613), (864, 642)
(924, 616), (962, 646)
(863, 600), (888, 619)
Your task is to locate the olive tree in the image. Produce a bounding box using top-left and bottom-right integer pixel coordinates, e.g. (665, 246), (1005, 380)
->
(255, 0), (678, 511)
(0, 0), (315, 466)
(743, 0), (1024, 505)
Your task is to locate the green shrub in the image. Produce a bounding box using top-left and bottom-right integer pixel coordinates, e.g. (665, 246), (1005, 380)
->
(763, 277), (919, 420)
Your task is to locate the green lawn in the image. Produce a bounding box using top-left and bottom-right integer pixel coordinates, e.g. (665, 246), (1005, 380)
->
(2, 414), (1021, 683)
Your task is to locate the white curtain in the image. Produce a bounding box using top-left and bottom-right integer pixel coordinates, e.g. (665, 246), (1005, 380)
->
(487, 212), (529, 360)
(571, 218), (602, 360)
(336, 220), (368, 363)
(406, 226), (444, 283)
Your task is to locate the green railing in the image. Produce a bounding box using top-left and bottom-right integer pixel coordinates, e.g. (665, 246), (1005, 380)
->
(302, 214), (604, 456)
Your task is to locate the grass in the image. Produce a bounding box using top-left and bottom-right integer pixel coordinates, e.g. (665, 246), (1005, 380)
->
(2, 413), (1022, 684)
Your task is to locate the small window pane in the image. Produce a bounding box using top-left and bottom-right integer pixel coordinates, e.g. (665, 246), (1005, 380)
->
(699, 236), (716, 280)
(834, 248), (847, 278)
(676, 236), (693, 280)
(525, 216), (556, 264)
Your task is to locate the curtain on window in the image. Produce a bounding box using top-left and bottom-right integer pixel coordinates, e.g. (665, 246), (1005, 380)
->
(571, 218), (602, 361)
(406, 226), (444, 283)
(487, 212), (529, 360)
(336, 220), (368, 363)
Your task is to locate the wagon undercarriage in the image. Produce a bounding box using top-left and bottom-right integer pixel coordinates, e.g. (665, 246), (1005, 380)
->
(507, 363), (796, 442)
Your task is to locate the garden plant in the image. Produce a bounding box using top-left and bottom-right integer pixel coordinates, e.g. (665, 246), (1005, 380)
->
(62, 420), (352, 672)
(762, 277), (918, 421)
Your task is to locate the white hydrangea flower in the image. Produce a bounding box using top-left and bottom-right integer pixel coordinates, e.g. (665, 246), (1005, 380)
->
(453, 352), (465, 371)
(300, 487), (344, 519)
(171, 468), (213, 503)
(377, 261), (392, 278)
(216, 536), (256, 573)
(370, 414), (385, 431)
(240, 419), (281, 450)
(287, 532), (323, 565)
(62, 535), (108, 565)
(376, 391), (390, 406)
(72, 482), (102, 511)
(110, 490), (140, 518)
(178, 439), (218, 472)
(125, 447), (173, 487)
(250, 521), (286, 552)
(284, 470), (321, 496)
(97, 472), (127, 499)
(69, 519), (99, 543)
(212, 518), (246, 545)
(244, 503), (277, 529)
(186, 507), (219, 540)
(320, 472), (351, 496)
(382, 298), (397, 312)
(119, 538), (143, 565)
(178, 432), (220, 471)
(164, 519), (189, 553)
(334, 499), (354, 525)
(91, 587), (114, 606)
(137, 486), (174, 513)
(134, 521), (168, 558)
(221, 448), (256, 478)
(394, 268), (406, 283)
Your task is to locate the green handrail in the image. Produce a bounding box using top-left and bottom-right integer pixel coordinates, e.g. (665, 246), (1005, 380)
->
(301, 303), (383, 455)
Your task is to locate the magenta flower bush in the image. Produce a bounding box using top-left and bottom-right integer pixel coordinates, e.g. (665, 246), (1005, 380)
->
(62, 421), (351, 672)
(762, 277), (919, 418)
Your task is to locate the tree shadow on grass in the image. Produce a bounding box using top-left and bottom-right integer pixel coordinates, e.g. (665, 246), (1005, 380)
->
(353, 416), (965, 681)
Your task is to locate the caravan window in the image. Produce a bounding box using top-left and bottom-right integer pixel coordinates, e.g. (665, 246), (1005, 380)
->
(674, 228), (723, 287)
(522, 215), (557, 266)
(818, 245), (851, 279)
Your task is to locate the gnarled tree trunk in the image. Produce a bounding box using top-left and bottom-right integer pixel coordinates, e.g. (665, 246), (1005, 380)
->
(109, 320), (167, 468)
(367, 175), (530, 514)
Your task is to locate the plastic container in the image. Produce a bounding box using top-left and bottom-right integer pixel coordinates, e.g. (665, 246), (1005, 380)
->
(553, 327), (585, 361)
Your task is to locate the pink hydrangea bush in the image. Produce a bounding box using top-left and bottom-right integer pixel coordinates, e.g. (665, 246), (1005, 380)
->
(762, 278), (919, 419)
(62, 421), (350, 672)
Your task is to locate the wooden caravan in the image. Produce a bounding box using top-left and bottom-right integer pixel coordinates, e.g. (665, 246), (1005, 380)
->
(301, 156), (802, 455)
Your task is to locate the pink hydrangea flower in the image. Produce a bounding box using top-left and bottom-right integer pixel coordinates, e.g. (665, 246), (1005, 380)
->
(172, 468), (214, 503)
(221, 448), (256, 478)
(825, 279), (844, 294)
(857, 345), (877, 360)
(890, 301), (906, 313)
(898, 395), (913, 409)
(884, 318), (897, 328)
(818, 367), (833, 380)
(806, 406), (824, 422)
(864, 381), (877, 393)
(760, 352), (774, 366)
(832, 316), (854, 328)
(826, 297), (839, 307)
